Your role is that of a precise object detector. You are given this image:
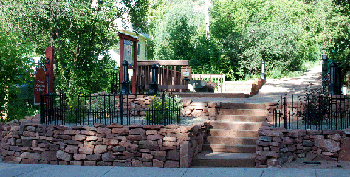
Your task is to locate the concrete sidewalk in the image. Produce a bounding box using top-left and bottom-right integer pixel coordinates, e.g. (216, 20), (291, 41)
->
(0, 162), (349, 177)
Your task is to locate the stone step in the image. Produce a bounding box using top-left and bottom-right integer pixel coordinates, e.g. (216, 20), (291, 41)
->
(208, 129), (259, 137)
(206, 136), (257, 145)
(203, 144), (256, 153)
(220, 103), (267, 109)
(191, 151), (255, 167)
(219, 109), (268, 116)
(225, 91), (251, 95)
(216, 115), (267, 122)
(173, 92), (249, 98)
(209, 122), (263, 130)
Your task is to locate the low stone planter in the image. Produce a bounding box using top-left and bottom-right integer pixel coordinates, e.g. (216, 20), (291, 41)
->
(0, 120), (209, 168)
(256, 122), (350, 168)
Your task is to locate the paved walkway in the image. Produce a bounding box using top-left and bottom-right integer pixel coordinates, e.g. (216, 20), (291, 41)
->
(0, 162), (349, 177)
(188, 64), (323, 103)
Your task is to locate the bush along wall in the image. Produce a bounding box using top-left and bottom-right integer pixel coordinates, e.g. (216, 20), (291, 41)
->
(256, 122), (350, 168)
(0, 120), (209, 167)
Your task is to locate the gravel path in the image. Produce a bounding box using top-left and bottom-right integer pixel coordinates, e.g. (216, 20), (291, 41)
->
(185, 64), (323, 103)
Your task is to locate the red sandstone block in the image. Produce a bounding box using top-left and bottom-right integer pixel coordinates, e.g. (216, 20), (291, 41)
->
(127, 135), (143, 141)
(142, 153), (153, 161)
(58, 161), (68, 165)
(86, 154), (101, 161)
(208, 102), (219, 108)
(143, 125), (164, 130)
(106, 123), (123, 128)
(208, 108), (217, 117)
(23, 131), (38, 137)
(113, 161), (132, 167)
(97, 161), (112, 166)
(164, 161), (179, 168)
(97, 127), (111, 135)
(129, 128), (145, 135)
(64, 130), (80, 135)
(132, 160), (142, 167)
(166, 149), (179, 161)
(56, 150), (72, 161)
(142, 162), (152, 167)
(86, 136), (98, 141)
(84, 161), (96, 166)
(151, 151), (166, 157)
(22, 158), (37, 164)
(73, 154), (86, 160)
(146, 130), (158, 135)
(102, 152), (115, 162)
(74, 135), (86, 141)
(108, 139), (119, 145)
(147, 134), (163, 141)
(78, 146), (94, 155)
(81, 130), (97, 136)
(112, 128), (129, 134)
(70, 161), (82, 166)
(94, 145), (107, 154)
(163, 137), (177, 142)
(65, 145), (78, 154)
(153, 159), (164, 167)
(50, 161), (58, 165)
(165, 124), (179, 129)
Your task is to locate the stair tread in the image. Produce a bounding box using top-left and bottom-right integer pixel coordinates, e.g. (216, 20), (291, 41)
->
(209, 121), (263, 124)
(194, 151), (255, 160)
(203, 144), (256, 147)
(207, 136), (258, 139)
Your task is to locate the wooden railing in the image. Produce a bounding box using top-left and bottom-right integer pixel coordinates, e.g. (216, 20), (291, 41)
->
(137, 60), (189, 92)
(191, 74), (226, 93)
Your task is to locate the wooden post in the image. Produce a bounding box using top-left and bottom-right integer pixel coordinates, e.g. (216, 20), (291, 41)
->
(132, 41), (138, 94)
(46, 47), (54, 95)
(119, 38), (124, 83)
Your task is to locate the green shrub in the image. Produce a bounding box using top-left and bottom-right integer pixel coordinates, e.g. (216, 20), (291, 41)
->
(146, 93), (182, 125)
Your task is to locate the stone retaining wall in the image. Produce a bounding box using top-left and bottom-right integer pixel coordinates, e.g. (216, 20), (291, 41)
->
(0, 121), (208, 167)
(181, 100), (219, 119)
(256, 122), (350, 168)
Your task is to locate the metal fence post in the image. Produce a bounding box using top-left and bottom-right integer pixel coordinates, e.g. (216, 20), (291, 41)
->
(121, 60), (130, 95)
(149, 64), (158, 95)
(329, 62), (341, 95)
(40, 94), (44, 124)
(322, 54), (328, 90)
(261, 61), (266, 80)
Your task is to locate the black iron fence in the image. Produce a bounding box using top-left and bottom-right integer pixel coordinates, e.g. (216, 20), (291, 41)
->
(272, 93), (350, 130)
(110, 70), (120, 94)
(40, 92), (181, 126)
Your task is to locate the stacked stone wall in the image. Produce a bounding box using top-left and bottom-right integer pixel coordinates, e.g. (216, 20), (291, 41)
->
(0, 121), (208, 167)
(181, 100), (219, 119)
(256, 122), (350, 167)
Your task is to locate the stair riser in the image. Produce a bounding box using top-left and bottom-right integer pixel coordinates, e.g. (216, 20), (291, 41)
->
(208, 130), (259, 137)
(209, 122), (262, 130)
(220, 103), (267, 109)
(206, 137), (256, 145)
(216, 115), (266, 122)
(219, 109), (268, 116)
(192, 159), (255, 167)
(203, 145), (256, 153)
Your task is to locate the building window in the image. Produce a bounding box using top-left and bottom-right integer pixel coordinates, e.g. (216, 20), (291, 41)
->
(137, 43), (140, 56)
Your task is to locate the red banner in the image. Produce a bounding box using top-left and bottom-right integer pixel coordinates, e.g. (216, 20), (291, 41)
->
(33, 67), (47, 105)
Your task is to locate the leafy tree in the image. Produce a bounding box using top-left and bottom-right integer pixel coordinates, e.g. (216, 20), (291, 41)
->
(0, 1), (35, 121)
(0, 0), (149, 120)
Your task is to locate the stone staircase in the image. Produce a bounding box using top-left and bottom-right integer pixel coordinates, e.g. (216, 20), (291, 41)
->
(192, 103), (267, 167)
(225, 79), (265, 96)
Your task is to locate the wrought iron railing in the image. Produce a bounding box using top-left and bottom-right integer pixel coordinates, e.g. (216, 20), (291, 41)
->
(272, 93), (350, 130)
(40, 92), (181, 126)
